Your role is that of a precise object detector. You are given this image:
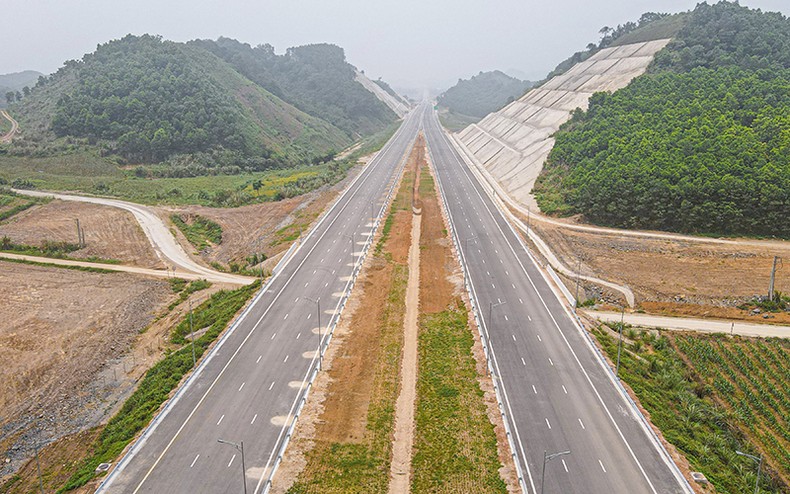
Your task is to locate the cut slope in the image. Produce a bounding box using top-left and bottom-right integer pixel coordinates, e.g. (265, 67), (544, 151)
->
(355, 70), (409, 117)
(537, 2), (790, 237)
(456, 39), (670, 209)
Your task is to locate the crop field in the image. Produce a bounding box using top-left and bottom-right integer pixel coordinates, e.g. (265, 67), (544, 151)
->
(676, 335), (790, 484)
(592, 325), (789, 493)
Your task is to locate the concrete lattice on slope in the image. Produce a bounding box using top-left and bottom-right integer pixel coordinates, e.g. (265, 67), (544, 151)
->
(456, 39), (671, 210)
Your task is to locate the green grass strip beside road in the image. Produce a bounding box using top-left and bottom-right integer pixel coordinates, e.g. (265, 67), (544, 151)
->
(0, 256), (116, 274)
(412, 303), (507, 493)
(57, 280), (260, 492)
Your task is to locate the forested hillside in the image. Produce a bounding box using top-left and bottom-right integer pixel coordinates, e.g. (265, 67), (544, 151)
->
(191, 38), (396, 138)
(8, 35), (349, 169)
(535, 2), (790, 237)
(438, 70), (532, 118)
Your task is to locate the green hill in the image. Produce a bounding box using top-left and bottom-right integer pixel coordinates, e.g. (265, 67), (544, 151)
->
(535, 2), (790, 238)
(6, 35), (351, 171)
(191, 38), (396, 138)
(438, 70), (532, 119)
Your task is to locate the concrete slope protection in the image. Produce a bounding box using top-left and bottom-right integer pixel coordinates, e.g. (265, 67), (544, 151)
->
(456, 39), (670, 209)
(13, 189), (253, 285)
(355, 70), (410, 117)
(98, 106), (425, 493)
(423, 107), (690, 494)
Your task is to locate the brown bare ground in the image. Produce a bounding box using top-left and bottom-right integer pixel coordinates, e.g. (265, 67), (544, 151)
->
(0, 262), (177, 481)
(531, 221), (790, 311)
(0, 200), (163, 268)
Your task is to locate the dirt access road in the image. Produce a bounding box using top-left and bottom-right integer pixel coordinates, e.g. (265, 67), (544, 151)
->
(0, 110), (18, 143)
(14, 189), (254, 284)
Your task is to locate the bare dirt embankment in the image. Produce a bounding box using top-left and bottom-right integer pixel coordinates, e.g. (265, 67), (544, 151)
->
(0, 264), (170, 478)
(529, 220), (790, 322)
(0, 200), (163, 268)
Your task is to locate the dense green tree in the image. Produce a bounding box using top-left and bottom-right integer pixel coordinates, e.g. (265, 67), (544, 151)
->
(536, 2), (790, 237)
(438, 71), (532, 118)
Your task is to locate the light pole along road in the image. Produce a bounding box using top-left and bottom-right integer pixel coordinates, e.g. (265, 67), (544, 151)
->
(100, 106), (426, 493)
(422, 106), (691, 494)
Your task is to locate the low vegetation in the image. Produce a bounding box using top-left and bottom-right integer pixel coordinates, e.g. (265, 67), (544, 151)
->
(170, 213), (222, 251)
(592, 325), (788, 492)
(412, 304), (507, 493)
(536, 3), (790, 237)
(0, 256), (115, 274)
(57, 280), (259, 492)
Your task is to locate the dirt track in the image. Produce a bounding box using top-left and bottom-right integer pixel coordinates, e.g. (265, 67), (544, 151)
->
(0, 110), (18, 143)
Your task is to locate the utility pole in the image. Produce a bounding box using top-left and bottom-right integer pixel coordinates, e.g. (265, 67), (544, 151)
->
(75, 218), (85, 248)
(769, 256), (781, 301)
(189, 299), (195, 367)
(34, 442), (44, 494)
(616, 306), (625, 378)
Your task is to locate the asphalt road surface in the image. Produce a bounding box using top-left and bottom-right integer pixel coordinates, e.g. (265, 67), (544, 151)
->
(422, 107), (690, 494)
(100, 106), (425, 493)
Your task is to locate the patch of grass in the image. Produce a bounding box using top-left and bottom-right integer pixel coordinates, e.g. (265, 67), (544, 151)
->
(166, 279), (212, 312)
(170, 213), (222, 251)
(57, 280), (260, 492)
(0, 256), (115, 274)
(0, 236), (120, 264)
(591, 326), (788, 493)
(412, 303), (507, 493)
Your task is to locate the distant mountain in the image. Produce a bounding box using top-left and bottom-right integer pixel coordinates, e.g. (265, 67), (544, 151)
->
(191, 38), (397, 139)
(0, 70), (44, 108)
(6, 35), (361, 169)
(438, 71), (533, 119)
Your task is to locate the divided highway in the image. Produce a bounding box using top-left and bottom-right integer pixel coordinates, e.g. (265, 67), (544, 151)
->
(423, 108), (690, 494)
(100, 106), (425, 493)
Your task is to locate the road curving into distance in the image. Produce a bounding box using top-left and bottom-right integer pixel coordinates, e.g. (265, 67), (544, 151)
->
(13, 189), (254, 285)
(0, 110), (19, 143)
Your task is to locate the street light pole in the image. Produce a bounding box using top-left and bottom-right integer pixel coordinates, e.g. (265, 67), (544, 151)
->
(736, 450), (763, 494)
(218, 439), (247, 494)
(303, 296), (322, 369)
(541, 450), (571, 494)
(574, 257), (582, 312)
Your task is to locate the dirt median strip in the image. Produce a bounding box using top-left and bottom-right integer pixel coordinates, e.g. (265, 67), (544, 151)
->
(387, 205), (420, 493)
(270, 136), (417, 494)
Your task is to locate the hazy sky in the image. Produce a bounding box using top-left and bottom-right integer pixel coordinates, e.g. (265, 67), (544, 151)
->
(3, 0), (789, 91)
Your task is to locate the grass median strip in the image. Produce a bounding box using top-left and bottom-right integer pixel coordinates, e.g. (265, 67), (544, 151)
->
(411, 153), (508, 493)
(412, 305), (507, 493)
